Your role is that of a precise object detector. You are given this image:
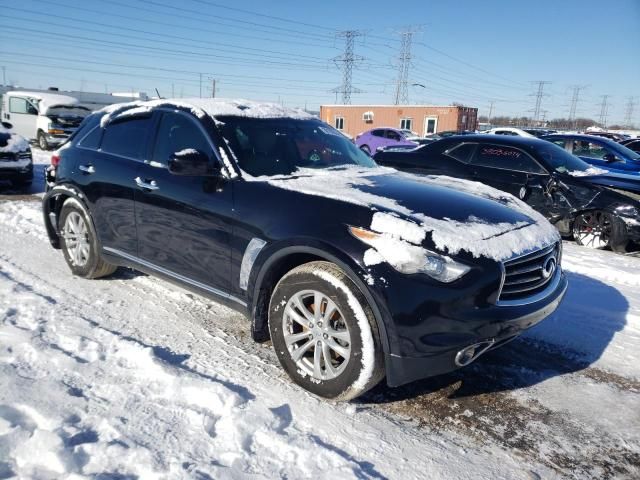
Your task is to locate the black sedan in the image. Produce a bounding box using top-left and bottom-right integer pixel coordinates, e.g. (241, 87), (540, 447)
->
(374, 135), (640, 252)
(42, 100), (567, 401)
(621, 138), (640, 153)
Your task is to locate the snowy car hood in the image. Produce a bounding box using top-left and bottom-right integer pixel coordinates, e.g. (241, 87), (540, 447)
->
(260, 166), (560, 261)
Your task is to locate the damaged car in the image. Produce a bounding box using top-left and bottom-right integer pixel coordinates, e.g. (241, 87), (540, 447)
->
(43, 99), (567, 400)
(374, 135), (640, 252)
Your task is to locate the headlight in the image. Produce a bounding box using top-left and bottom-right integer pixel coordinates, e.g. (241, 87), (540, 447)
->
(349, 226), (471, 283)
(615, 204), (639, 218)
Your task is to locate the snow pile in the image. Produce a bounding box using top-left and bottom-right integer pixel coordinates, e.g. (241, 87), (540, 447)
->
(100, 98), (312, 127)
(0, 125), (30, 154)
(567, 166), (609, 177)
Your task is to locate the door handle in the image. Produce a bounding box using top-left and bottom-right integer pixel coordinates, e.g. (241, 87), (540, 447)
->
(78, 164), (95, 174)
(135, 176), (159, 191)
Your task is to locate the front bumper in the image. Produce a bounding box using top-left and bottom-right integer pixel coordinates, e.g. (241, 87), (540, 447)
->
(365, 259), (568, 387)
(0, 161), (33, 182)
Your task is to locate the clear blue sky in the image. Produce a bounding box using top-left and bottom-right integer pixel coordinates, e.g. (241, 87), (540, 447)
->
(1, 0), (638, 124)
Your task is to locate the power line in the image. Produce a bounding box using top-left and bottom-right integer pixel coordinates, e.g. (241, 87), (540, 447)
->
(393, 27), (420, 105)
(332, 30), (365, 105)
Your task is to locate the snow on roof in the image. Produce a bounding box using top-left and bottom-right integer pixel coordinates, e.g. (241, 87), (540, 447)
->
(99, 98), (313, 127)
(8, 91), (80, 114)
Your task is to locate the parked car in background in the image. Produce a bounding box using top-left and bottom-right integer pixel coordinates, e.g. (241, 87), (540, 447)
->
(483, 127), (536, 138)
(583, 131), (629, 142)
(523, 128), (557, 137)
(0, 121), (33, 188)
(355, 127), (417, 154)
(1, 91), (91, 150)
(542, 134), (640, 174)
(426, 130), (474, 140)
(621, 138), (640, 153)
(374, 135), (640, 252)
(43, 98), (566, 401)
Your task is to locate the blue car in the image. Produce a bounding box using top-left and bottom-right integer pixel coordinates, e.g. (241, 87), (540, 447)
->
(542, 134), (640, 174)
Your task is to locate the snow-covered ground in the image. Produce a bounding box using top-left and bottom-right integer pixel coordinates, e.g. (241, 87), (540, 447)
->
(0, 193), (638, 479)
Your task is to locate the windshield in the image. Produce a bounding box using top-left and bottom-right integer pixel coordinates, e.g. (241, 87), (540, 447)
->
(533, 142), (599, 174)
(610, 140), (640, 161)
(217, 116), (377, 177)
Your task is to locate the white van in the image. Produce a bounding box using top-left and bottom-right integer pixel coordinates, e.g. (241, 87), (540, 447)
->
(1, 91), (91, 150)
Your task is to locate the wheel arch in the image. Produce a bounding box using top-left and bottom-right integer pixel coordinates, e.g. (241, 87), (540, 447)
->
(42, 184), (92, 249)
(248, 243), (391, 359)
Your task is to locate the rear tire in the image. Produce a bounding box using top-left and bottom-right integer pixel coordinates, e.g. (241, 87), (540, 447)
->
(59, 198), (117, 279)
(573, 210), (629, 252)
(37, 131), (49, 151)
(269, 261), (384, 401)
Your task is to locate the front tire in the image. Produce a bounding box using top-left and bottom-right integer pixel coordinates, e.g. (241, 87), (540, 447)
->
(269, 261), (384, 401)
(37, 131), (49, 151)
(59, 199), (117, 279)
(573, 210), (628, 252)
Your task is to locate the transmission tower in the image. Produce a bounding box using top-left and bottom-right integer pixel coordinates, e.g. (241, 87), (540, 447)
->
(530, 81), (551, 124)
(568, 85), (587, 127)
(332, 30), (365, 104)
(393, 27), (420, 105)
(624, 96), (637, 127)
(487, 100), (496, 125)
(597, 95), (611, 127)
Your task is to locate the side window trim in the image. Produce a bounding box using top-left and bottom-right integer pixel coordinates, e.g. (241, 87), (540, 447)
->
(472, 144), (547, 175)
(77, 125), (104, 151)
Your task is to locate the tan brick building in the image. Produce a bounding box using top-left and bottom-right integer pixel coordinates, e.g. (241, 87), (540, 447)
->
(319, 104), (478, 138)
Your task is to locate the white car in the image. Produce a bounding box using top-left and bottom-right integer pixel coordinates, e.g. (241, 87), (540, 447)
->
(1, 91), (91, 150)
(482, 127), (536, 138)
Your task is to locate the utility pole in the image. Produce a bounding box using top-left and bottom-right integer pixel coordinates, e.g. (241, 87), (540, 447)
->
(568, 85), (587, 128)
(598, 95), (610, 128)
(624, 96), (636, 127)
(171, 83), (175, 98)
(487, 100), (496, 125)
(199, 73), (203, 98)
(1, 66), (5, 86)
(212, 79), (216, 98)
(393, 27), (421, 105)
(530, 81), (551, 125)
(331, 30), (365, 105)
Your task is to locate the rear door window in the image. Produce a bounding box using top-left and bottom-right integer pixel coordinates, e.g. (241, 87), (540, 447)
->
(371, 129), (385, 137)
(444, 143), (476, 163)
(100, 116), (153, 160)
(471, 144), (545, 173)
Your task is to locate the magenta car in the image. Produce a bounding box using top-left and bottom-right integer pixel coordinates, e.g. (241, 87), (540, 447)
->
(355, 127), (418, 155)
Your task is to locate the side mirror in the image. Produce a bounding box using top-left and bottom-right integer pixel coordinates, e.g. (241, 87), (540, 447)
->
(168, 149), (219, 176)
(1, 121), (13, 130)
(603, 153), (618, 163)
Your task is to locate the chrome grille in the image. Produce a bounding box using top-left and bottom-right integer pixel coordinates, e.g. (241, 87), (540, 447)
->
(499, 243), (559, 302)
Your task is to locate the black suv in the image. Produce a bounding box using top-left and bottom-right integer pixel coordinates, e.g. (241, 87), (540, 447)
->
(43, 99), (567, 400)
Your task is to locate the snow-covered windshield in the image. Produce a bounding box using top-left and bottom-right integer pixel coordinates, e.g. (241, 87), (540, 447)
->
(534, 142), (599, 175)
(217, 116), (377, 177)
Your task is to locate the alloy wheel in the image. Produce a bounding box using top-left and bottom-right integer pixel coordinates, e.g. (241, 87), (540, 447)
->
(575, 211), (611, 249)
(62, 211), (91, 267)
(282, 290), (351, 381)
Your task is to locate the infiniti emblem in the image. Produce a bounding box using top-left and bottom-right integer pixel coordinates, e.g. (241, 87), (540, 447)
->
(542, 256), (557, 279)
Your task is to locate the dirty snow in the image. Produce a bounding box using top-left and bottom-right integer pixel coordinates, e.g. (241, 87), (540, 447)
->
(567, 166), (610, 177)
(0, 199), (638, 478)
